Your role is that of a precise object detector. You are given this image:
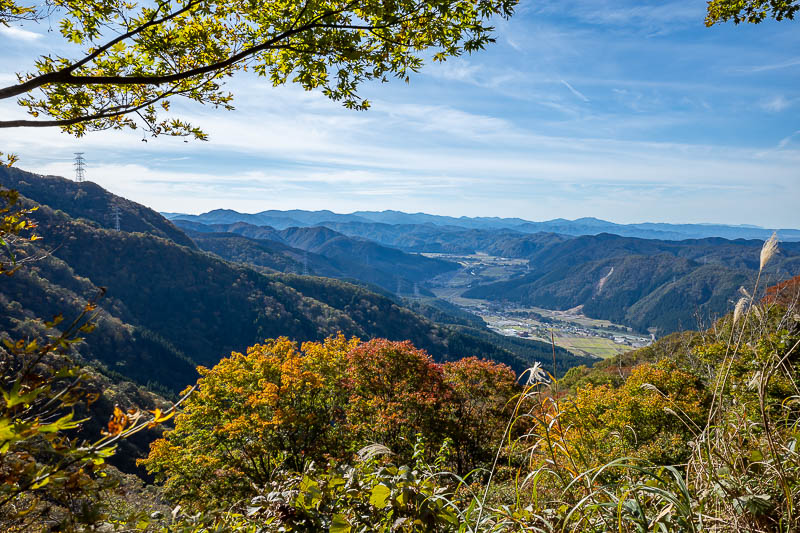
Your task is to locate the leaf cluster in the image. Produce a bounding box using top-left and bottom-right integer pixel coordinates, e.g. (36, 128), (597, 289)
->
(0, 191), (188, 531)
(706, 0), (799, 25)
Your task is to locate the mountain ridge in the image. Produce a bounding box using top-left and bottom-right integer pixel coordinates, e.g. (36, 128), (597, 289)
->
(164, 208), (800, 242)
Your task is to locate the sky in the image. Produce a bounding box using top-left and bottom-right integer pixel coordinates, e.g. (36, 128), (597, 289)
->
(0, 1), (798, 227)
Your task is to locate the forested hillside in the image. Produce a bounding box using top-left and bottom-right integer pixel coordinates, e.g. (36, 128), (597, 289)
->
(175, 219), (458, 293)
(0, 170), (591, 395)
(181, 229), (344, 276)
(466, 233), (800, 332)
(0, 165), (194, 247)
(4, 182), (800, 532)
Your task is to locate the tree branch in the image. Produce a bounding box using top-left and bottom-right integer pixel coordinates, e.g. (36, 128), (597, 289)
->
(0, 2), (414, 103)
(0, 80), (192, 129)
(0, 0), (203, 100)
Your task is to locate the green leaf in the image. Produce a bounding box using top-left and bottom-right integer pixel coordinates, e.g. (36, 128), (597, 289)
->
(0, 417), (17, 441)
(39, 413), (82, 433)
(30, 476), (51, 490)
(3, 381), (45, 408)
(369, 484), (391, 507)
(330, 514), (351, 533)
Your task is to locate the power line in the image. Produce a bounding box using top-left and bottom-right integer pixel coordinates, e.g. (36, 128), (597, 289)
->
(73, 153), (86, 182)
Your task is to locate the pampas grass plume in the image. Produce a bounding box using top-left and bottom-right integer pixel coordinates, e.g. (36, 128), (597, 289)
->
(760, 232), (778, 271)
(733, 296), (747, 325)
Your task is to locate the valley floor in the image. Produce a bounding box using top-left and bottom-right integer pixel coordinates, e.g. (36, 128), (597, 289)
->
(426, 253), (652, 359)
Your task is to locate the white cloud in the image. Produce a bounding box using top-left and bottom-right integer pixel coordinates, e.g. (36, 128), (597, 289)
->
(0, 25), (42, 42)
(777, 131), (800, 150)
(427, 59), (482, 83)
(760, 95), (793, 113)
(506, 37), (522, 51)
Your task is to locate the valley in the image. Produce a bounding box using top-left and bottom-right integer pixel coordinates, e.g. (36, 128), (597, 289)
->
(1, 2), (797, 529)
(426, 252), (652, 359)
(1, 166), (794, 366)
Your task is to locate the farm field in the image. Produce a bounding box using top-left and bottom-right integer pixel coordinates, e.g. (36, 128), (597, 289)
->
(553, 335), (631, 359)
(427, 253), (651, 359)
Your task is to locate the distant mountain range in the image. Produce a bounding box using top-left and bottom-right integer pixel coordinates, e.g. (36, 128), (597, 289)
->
(164, 208), (800, 335)
(164, 209), (800, 242)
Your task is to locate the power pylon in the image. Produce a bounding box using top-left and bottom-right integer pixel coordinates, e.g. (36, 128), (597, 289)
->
(112, 205), (121, 231)
(73, 153), (86, 182)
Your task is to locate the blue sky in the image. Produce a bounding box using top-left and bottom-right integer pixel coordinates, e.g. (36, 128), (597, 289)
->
(0, 0), (798, 227)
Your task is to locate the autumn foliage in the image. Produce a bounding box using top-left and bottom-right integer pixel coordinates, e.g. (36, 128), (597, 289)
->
(551, 360), (708, 471)
(443, 357), (518, 474)
(762, 273), (800, 308)
(141, 335), (520, 510)
(345, 339), (450, 459)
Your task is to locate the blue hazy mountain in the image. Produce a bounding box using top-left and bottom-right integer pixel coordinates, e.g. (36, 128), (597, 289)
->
(164, 209), (800, 242)
(172, 220), (459, 295)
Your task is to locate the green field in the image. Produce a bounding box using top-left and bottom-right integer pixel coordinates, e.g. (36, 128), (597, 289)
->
(553, 335), (630, 359)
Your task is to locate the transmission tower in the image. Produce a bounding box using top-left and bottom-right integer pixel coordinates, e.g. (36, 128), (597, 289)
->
(413, 282), (420, 298)
(112, 205), (121, 231)
(302, 251), (309, 276)
(73, 153), (86, 182)
(396, 277), (402, 296)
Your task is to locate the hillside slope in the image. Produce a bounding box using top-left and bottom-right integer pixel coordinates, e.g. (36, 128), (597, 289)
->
(1, 169), (593, 391)
(465, 234), (800, 333)
(174, 220), (458, 293)
(0, 166), (194, 247)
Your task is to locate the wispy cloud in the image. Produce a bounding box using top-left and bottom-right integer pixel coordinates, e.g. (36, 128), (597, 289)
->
(505, 37), (522, 51)
(761, 95), (793, 113)
(742, 57), (800, 73)
(529, 0), (703, 34)
(560, 80), (590, 102)
(427, 59), (482, 83)
(0, 25), (42, 42)
(777, 131), (800, 150)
